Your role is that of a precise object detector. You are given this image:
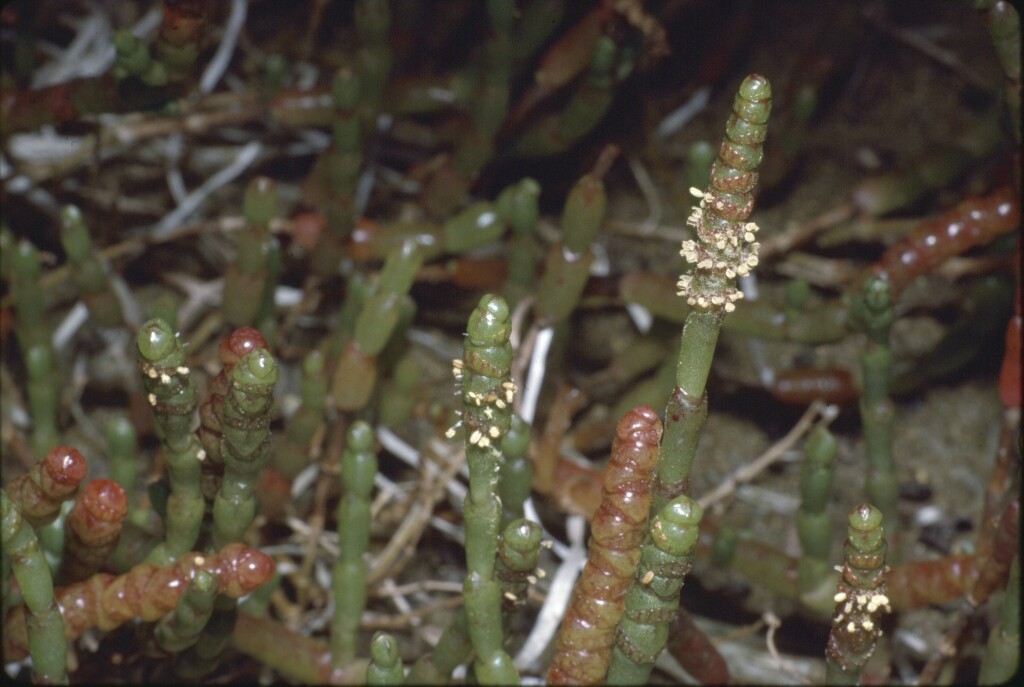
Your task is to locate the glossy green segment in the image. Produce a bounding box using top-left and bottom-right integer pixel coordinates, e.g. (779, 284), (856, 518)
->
(211, 349), (279, 551)
(561, 173), (606, 254)
(378, 353), (422, 427)
(60, 204), (123, 327)
(156, 569), (219, 653)
(332, 421), (377, 667)
(137, 319), (205, 564)
(332, 240), (422, 410)
(1, 491), (67, 683)
(498, 415), (532, 525)
(496, 178), (541, 235)
(979, 554), (1020, 683)
(850, 276), (898, 548)
(224, 177), (279, 329)
(457, 294), (519, 684)
(25, 343), (59, 457)
(366, 632), (405, 685)
(535, 169), (606, 323)
(275, 350), (327, 480)
(797, 427), (837, 594)
(443, 202), (507, 254)
(106, 416), (138, 508)
(607, 495), (703, 684)
(12, 239), (46, 351)
(511, 36), (621, 157)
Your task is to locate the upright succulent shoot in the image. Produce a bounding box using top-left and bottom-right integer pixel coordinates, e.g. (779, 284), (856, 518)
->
(655, 73), (771, 512)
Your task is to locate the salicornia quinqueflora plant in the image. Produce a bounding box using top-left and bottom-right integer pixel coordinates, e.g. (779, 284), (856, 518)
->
(825, 504), (892, 685)
(331, 421), (378, 667)
(2, 3), (1019, 684)
(448, 294), (519, 684)
(656, 73), (770, 511)
(606, 494), (703, 684)
(136, 318), (205, 565)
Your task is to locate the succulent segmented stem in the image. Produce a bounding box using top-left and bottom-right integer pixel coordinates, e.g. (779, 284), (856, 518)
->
(547, 406), (662, 685)
(223, 177), (279, 329)
(665, 607), (731, 685)
(11, 239), (47, 351)
(675, 74), (768, 316)
(849, 277), (898, 548)
(5, 445), (87, 529)
(366, 632), (405, 685)
(511, 35), (620, 157)
(25, 342), (60, 458)
(377, 352), (422, 428)
(210, 347), (279, 550)
(154, 568), (219, 653)
(656, 74), (771, 513)
(332, 421), (377, 667)
(0, 490), (67, 683)
(499, 178), (542, 306)
(498, 415), (532, 526)
(978, 553), (1020, 684)
(58, 479), (127, 584)
(105, 416), (140, 522)
(137, 318), (205, 563)
(535, 151), (610, 324)
(3, 543), (273, 663)
(496, 518), (543, 622)
(198, 326), (270, 469)
(275, 349), (327, 480)
(607, 494), (703, 684)
(415, 519), (541, 683)
(442, 201), (509, 254)
(449, 294), (518, 684)
(332, 240), (423, 411)
(824, 504), (892, 684)
(797, 427), (838, 594)
(408, 608), (472, 682)
(59, 204), (123, 328)
(871, 186), (1018, 294)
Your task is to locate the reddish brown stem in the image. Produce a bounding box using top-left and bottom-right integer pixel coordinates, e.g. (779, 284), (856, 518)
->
(768, 367), (858, 406)
(871, 186), (1019, 294)
(6, 445), (88, 528)
(547, 406), (662, 684)
(3, 543), (273, 662)
(969, 498), (1019, 607)
(886, 555), (981, 611)
(197, 325), (270, 466)
(665, 606), (731, 684)
(58, 479), (128, 584)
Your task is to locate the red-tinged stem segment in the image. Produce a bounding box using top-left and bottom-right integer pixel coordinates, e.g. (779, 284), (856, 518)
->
(886, 555), (981, 611)
(825, 505), (891, 684)
(58, 479), (128, 584)
(198, 327), (270, 469)
(547, 406), (662, 685)
(3, 543), (273, 662)
(969, 498), (1020, 607)
(6, 445), (88, 528)
(871, 186), (1019, 294)
(695, 518), (982, 612)
(664, 607), (731, 685)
